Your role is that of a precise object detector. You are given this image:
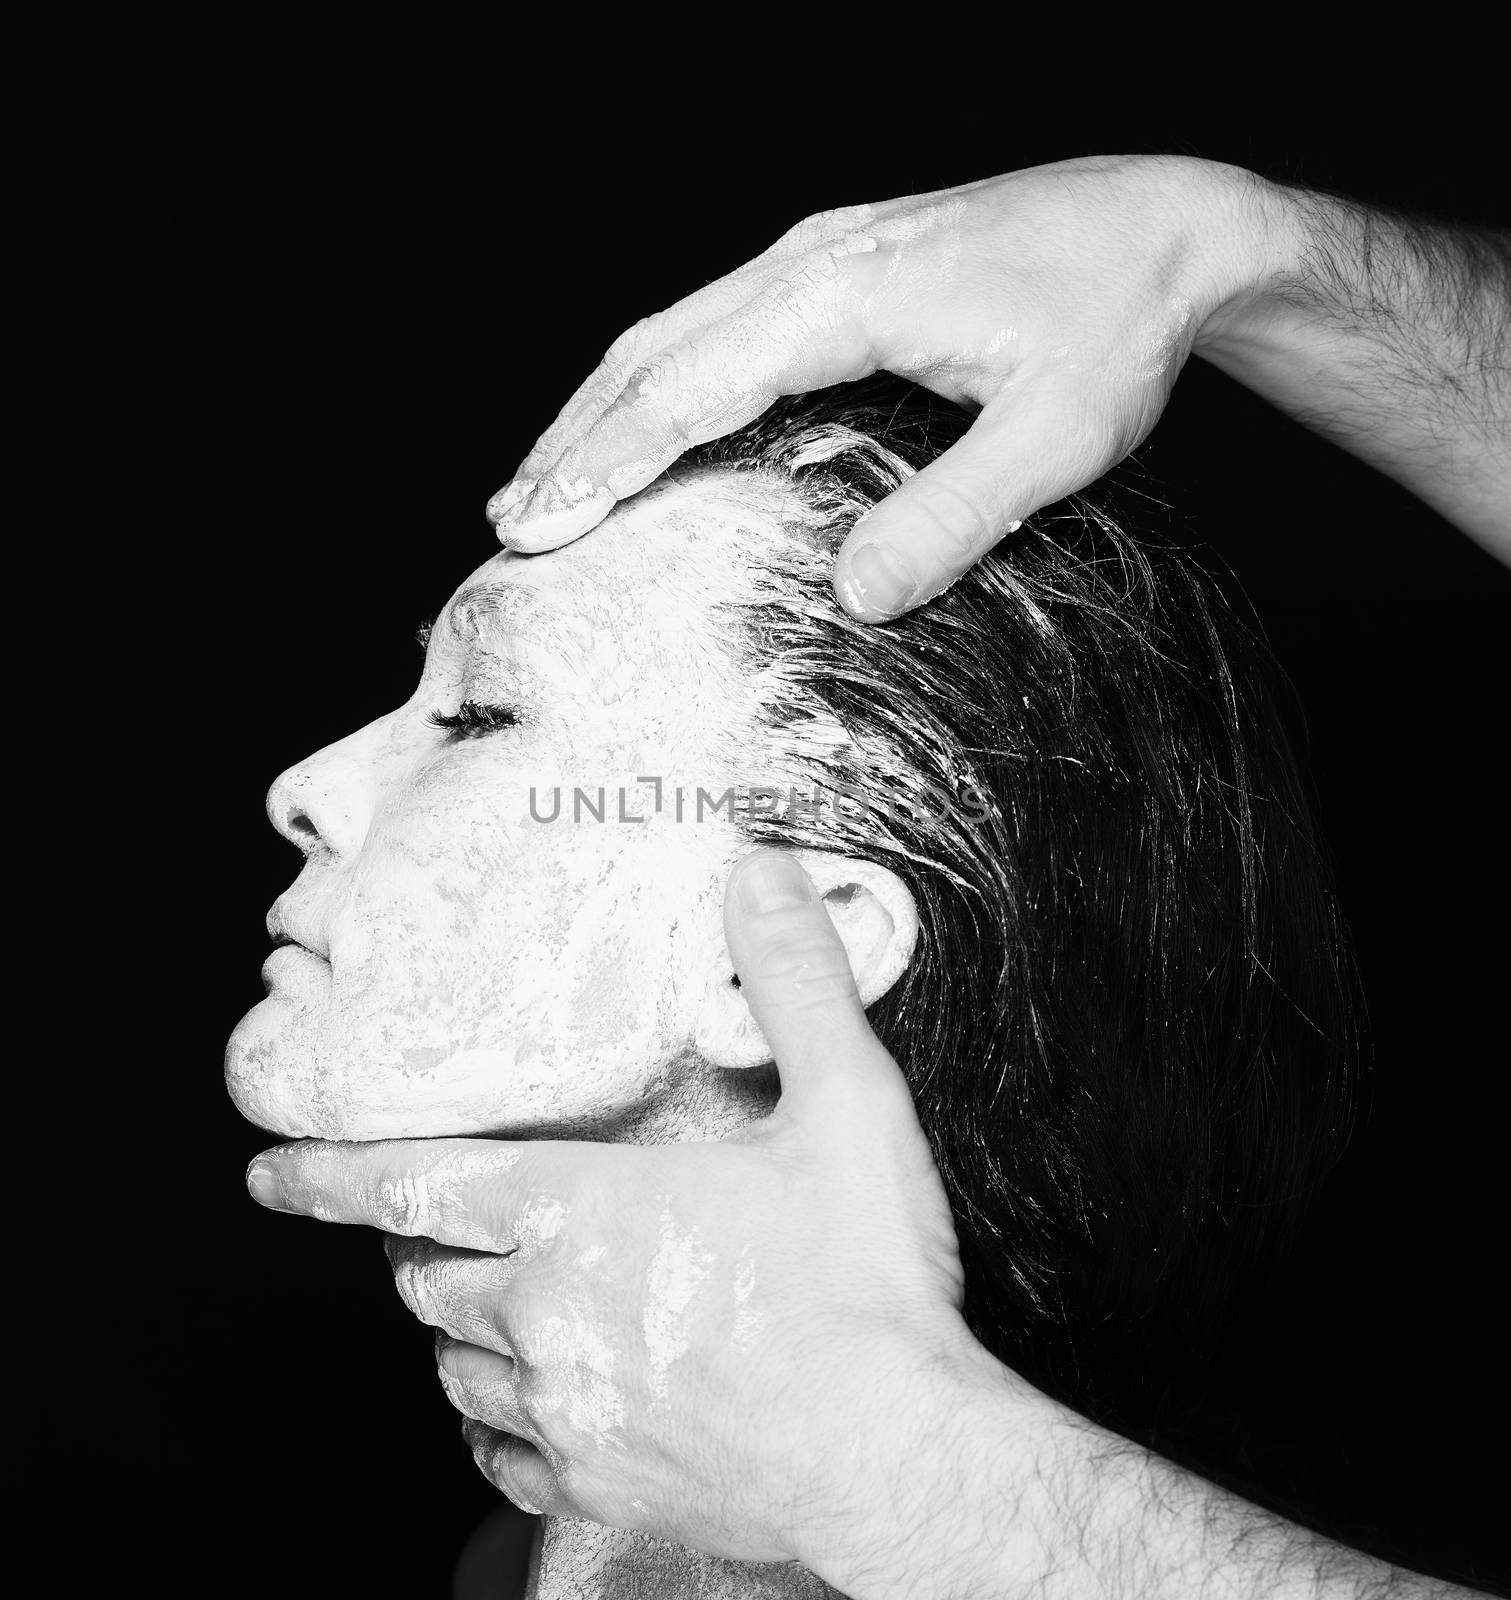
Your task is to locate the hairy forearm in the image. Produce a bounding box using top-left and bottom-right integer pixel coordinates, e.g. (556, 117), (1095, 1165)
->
(1007, 1402), (1473, 1600)
(1193, 169), (1511, 561)
(817, 1342), (1480, 1600)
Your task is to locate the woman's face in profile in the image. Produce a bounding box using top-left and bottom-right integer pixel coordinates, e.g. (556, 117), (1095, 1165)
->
(225, 475), (796, 1142)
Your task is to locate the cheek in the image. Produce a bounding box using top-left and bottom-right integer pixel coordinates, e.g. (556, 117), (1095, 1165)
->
(495, 823), (726, 1075)
(246, 762), (734, 1136)
(558, 900), (670, 1061)
(333, 794), (684, 1040)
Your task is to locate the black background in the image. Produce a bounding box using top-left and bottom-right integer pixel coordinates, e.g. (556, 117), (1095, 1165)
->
(33, 45), (1509, 1599)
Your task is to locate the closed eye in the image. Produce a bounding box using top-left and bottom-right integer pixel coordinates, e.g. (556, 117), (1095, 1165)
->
(428, 700), (521, 737)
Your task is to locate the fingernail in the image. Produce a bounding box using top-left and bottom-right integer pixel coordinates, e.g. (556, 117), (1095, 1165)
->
(487, 476), (537, 528)
(497, 483), (546, 547)
(245, 1160), (290, 1212)
(843, 544), (918, 618)
(502, 479), (615, 553)
(734, 852), (814, 915)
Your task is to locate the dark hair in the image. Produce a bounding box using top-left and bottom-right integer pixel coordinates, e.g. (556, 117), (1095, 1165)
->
(681, 379), (1360, 1426)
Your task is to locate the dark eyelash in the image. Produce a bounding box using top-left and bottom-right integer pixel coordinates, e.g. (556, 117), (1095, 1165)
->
(428, 699), (521, 737)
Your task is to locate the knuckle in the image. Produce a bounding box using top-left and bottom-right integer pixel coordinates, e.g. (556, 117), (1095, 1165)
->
(914, 476), (1000, 561)
(391, 1254), (433, 1322)
(436, 1361), (479, 1417)
(393, 1249), (453, 1327)
(773, 211), (821, 252)
(604, 316), (650, 362)
(440, 1372), (508, 1431)
(776, 206), (863, 253)
(382, 1232), (418, 1270)
(370, 1165), (440, 1237)
(469, 1428), (513, 1492)
(503, 1292), (555, 1366)
(439, 1342), (519, 1420)
(604, 312), (668, 369)
(746, 923), (858, 996)
(394, 1246), (513, 1348)
(487, 1435), (551, 1514)
(508, 1192), (569, 1263)
(623, 343), (698, 414)
(457, 1281), (513, 1350)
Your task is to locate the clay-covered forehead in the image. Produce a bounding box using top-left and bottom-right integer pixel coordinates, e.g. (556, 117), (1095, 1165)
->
(453, 468), (796, 617)
(436, 469), (803, 693)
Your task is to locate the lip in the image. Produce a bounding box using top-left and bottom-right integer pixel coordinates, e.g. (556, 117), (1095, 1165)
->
(266, 898), (329, 962)
(261, 941), (331, 998)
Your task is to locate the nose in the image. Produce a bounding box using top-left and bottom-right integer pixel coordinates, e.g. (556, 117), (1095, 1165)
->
(266, 738), (380, 861)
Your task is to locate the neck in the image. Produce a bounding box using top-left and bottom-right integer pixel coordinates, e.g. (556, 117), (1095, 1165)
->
(528, 1520), (839, 1600)
(526, 1053), (844, 1600)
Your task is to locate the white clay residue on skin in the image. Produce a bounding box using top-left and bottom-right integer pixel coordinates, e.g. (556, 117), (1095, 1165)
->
(392, 1246), (514, 1349)
(510, 1193), (567, 1261)
(521, 1310), (626, 1454)
(540, 469), (601, 511)
(980, 326), (1019, 358)
(486, 474), (535, 525)
(1130, 294), (1196, 382)
(642, 1204), (713, 1401)
(730, 1245), (764, 1354)
(224, 474), (815, 1144)
(270, 1140), (522, 1248)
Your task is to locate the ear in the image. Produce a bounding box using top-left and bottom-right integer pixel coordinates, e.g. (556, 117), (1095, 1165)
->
(694, 851), (919, 1070)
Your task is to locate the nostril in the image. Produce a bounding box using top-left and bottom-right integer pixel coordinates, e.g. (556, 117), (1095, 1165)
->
(267, 766), (347, 857)
(287, 812), (319, 841)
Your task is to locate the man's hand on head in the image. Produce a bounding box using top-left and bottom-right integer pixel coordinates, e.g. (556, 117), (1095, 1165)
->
(245, 850), (998, 1586)
(486, 156), (1263, 619)
(489, 157), (1510, 593)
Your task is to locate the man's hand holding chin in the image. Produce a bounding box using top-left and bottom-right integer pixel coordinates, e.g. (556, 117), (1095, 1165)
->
(245, 850), (1020, 1593)
(247, 853), (1468, 1600)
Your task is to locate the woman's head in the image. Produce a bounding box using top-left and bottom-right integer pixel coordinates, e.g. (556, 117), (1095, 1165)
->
(227, 380), (1357, 1419)
(224, 454), (917, 1143)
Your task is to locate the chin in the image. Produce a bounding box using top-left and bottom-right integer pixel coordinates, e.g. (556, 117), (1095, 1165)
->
(224, 999), (342, 1139)
(225, 998), (536, 1141)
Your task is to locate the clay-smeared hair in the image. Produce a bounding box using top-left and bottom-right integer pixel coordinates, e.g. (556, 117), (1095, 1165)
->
(681, 379), (1360, 1426)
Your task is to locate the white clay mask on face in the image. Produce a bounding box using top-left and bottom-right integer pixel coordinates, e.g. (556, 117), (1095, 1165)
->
(227, 476), (816, 1142)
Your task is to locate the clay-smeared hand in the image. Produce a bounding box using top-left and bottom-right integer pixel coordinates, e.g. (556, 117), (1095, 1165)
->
(488, 156), (1258, 619)
(245, 851), (985, 1576)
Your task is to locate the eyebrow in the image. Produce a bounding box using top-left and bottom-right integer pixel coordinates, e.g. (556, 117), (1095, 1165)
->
(441, 581), (544, 647)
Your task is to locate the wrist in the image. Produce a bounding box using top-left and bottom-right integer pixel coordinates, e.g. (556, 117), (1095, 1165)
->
(1188, 165), (1395, 374)
(1102, 155), (1295, 336)
(795, 1319), (1050, 1600)
(1187, 163), (1315, 353)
